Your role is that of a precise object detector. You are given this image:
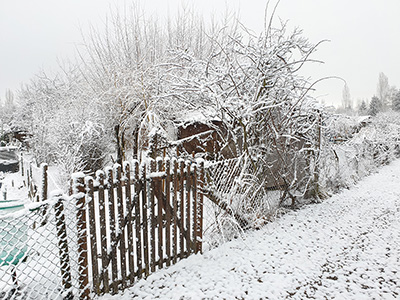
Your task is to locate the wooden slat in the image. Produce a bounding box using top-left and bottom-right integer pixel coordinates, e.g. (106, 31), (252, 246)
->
(97, 171), (109, 293)
(165, 158), (171, 267)
(141, 163), (150, 277)
(149, 159), (156, 273)
(172, 158), (178, 264)
(192, 165), (197, 253)
(86, 177), (100, 295)
(124, 162), (135, 285)
(106, 168), (118, 294)
(179, 160), (185, 259)
(157, 157), (164, 269)
(185, 162), (191, 257)
(197, 161), (205, 253)
(134, 162), (142, 279)
(115, 165), (127, 287)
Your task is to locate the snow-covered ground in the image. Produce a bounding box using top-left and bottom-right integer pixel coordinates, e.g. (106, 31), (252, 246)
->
(0, 171), (28, 201)
(100, 159), (400, 299)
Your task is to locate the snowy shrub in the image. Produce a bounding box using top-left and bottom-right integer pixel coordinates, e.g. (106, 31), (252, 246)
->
(320, 111), (400, 193)
(16, 72), (112, 188)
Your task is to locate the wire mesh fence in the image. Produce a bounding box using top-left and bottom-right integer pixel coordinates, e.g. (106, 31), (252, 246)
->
(1, 156), (206, 299)
(201, 155), (284, 249)
(0, 196), (80, 300)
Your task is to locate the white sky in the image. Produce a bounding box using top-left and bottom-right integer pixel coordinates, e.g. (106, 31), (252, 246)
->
(1, 0), (399, 107)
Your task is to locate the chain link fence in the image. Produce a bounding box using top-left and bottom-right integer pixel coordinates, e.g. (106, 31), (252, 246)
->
(0, 196), (81, 300)
(201, 155), (283, 249)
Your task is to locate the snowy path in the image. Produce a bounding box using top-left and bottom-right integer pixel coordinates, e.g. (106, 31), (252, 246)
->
(101, 160), (400, 299)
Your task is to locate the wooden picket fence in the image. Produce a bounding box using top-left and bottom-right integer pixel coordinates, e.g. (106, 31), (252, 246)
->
(71, 157), (204, 299)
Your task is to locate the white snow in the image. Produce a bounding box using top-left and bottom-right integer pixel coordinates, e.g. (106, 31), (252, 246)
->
(0, 171), (28, 201)
(99, 159), (400, 299)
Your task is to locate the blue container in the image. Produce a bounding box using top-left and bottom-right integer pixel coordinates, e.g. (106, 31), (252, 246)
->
(0, 202), (28, 266)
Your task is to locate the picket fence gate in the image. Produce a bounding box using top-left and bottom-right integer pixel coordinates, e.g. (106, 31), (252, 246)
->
(71, 157), (204, 299)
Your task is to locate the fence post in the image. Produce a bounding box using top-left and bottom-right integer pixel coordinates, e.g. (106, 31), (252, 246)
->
(192, 164), (197, 253)
(72, 173), (90, 300)
(140, 162), (149, 277)
(115, 164), (127, 287)
(156, 157), (164, 269)
(106, 167), (118, 294)
(124, 162), (135, 284)
(172, 158), (178, 263)
(54, 194), (73, 300)
(96, 170), (109, 294)
(179, 159), (185, 259)
(86, 176), (100, 295)
(149, 159), (156, 273)
(20, 152), (24, 177)
(165, 158), (171, 267)
(196, 160), (204, 253)
(185, 162), (191, 257)
(41, 163), (48, 201)
(134, 162), (142, 278)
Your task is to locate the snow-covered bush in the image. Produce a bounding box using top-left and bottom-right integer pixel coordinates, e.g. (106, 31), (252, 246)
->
(320, 111), (400, 193)
(16, 72), (111, 186)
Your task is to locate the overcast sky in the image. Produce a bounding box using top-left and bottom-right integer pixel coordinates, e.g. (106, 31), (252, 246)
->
(1, 0), (399, 107)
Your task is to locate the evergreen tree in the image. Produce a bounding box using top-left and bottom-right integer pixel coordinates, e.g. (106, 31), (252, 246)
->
(358, 100), (367, 115)
(369, 96), (382, 116)
(393, 91), (400, 112)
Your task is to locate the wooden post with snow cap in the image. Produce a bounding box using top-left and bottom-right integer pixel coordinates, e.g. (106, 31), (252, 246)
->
(105, 166), (118, 294)
(40, 163), (48, 201)
(39, 163), (49, 225)
(141, 161), (150, 277)
(149, 159), (156, 273)
(86, 176), (100, 295)
(185, 161), (191, 257)
(72, 172), (90, 300)
(196, 160), (205, 253)
(96, 170), (110, 293)
(179, 159), (185, 259)
(20, 152), (24, 177)
(156, 157), (164, 269)
(134, 162), (142, 278)
(124, 161), (135, 284)
(192, 163), (197, 253)
(172, 158), (178, 264)
(115, 164), (127, 287)
(53, 193), (73, 300)
(165, 157), (171, 267)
